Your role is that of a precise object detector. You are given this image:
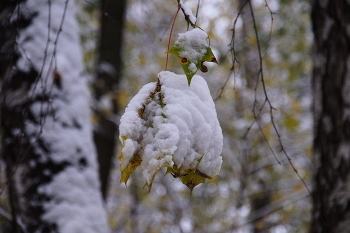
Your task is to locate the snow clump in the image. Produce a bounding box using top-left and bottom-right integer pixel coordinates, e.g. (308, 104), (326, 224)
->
(174, 28), (209, 65)
(119, 71), (223, 189)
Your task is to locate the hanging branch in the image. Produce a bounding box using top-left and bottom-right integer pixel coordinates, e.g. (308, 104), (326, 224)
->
(195, 0), (200, 18)
(223, 0), (313, 203)
(165, 6), (180, 71)
(245, 0), (313, 197)
(215, 0), (248, 100)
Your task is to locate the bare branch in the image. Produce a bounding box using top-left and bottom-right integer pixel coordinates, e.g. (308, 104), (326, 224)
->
(165, 6), (181, 71)
(195, 0), (200, 19)
(231, 189), (309, 230)
(246, 0), (313, 197)
(215, 0), (248, 100)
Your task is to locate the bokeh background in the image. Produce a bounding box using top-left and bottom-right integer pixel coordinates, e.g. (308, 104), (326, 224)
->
(1, 0), (313, 232)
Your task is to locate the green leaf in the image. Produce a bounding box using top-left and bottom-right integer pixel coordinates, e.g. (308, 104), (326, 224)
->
(179, 58), (198, 86)
(179, 173), (206, 193)
(166, 46), (180, 57)
(165, 28), (218, 86)
(202, 47), (218, 64)
(165, 161), (214, 193)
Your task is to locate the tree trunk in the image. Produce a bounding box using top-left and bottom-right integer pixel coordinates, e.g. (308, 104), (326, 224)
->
(93, 0), (126, 200)
(310, 1), (350, 232)
(237, 0), (259, 88)
(0, 0), (109, 232)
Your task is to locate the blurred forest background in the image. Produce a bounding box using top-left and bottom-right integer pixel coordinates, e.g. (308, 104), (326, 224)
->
(82, 0), (312, 232)
(1, 0), (314, 232)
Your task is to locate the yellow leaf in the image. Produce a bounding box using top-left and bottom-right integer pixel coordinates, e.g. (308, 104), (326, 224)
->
(179, 173), (206, 193)
(119, 153), (142, 184)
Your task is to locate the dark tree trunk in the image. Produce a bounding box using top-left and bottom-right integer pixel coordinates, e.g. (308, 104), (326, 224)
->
(1, 1), (35, 231)
(237, 0), (259, 88)
(94, 0), (126, 200)
(310, 1), (350, 232)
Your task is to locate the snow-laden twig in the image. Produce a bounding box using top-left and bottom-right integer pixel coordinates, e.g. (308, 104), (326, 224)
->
(177, 0), (197, 27)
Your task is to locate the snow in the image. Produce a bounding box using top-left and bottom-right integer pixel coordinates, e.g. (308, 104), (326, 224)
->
(189, 63), (197, 73)
(179, 0), (197, 25)
(98, 61), (117, 77)
(119, 71), (223, 185)
(14, 0), (109, 231)
(119, 82), (156, 170)
(39, 167), (109, 233)
(175, 28), (209, 64)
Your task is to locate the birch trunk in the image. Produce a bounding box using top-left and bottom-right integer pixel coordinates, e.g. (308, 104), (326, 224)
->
(0, 0), (109, 232)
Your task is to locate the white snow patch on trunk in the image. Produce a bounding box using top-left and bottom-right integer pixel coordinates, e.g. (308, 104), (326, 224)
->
(16, 0), (109, 231)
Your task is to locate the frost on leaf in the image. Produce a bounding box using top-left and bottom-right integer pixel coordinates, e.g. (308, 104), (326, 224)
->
(166, 28), (218, 86)
(118, 71), (223, 191)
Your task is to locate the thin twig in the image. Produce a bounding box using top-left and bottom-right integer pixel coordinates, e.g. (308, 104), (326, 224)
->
(195, 0), (200, 19)
(1, 0), (70, 197)
(247, 0), (312, 197)
(231, 189), (309, 231)
(165, 6), (180, 71)
(216, 0), (248, 99)
(243, 100), (267, 138)
(253, 111), (281, 164)
(30, 0), (52, 101)
(262, 0), (275, 59)
(214, 70), (233, 101)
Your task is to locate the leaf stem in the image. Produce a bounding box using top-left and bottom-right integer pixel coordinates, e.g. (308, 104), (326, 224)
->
(165, 6), (180, 71)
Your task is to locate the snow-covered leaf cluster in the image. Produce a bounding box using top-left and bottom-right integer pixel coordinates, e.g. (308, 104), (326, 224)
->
(119, 71), (223, 191)
(166, 28), (218, 85)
